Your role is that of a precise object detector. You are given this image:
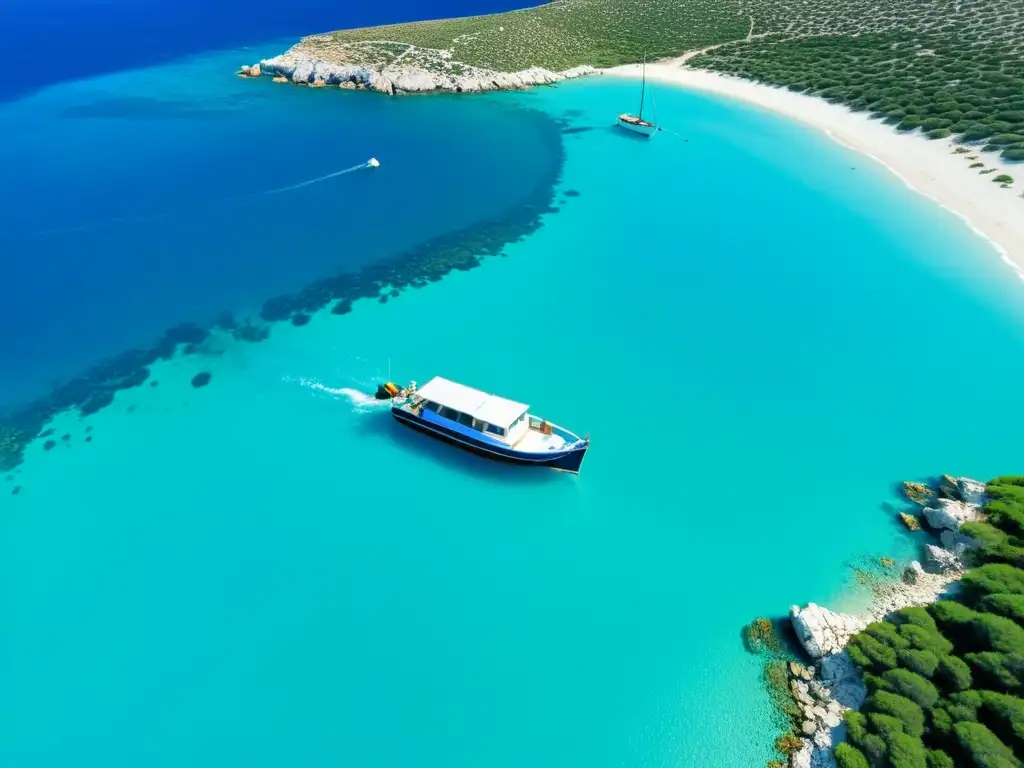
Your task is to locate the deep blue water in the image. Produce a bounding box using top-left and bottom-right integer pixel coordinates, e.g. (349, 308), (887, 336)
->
(0, 46), (563, 409)
(0, 0), (527, 104)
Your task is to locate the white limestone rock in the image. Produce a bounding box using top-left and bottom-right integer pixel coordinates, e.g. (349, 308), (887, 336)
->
(257, 50), (597, 96)
(289, 57), (316, 84)
(791, 741), (813, 768)
(790, 603), (867, 660)
(902, 561), (925, 584)
(957, 477), (986, 507)
(812, 725), (834, 750)
(922, 498), (979, 531)
(819, 650), (868, 711)
(924, 544), (961, 573)
(940, 529), (980, 556)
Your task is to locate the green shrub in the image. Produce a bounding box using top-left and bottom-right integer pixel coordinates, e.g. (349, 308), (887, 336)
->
(966, 524), (1024, 568)
(953, 721), (1019, 768)
(845, 710), (869, 743)
(949, 690), (984, 720)
(894, 607), (939, 633)
(925, 128), (952, 139)
(962, 565), (1024, 599)
(980, 594), (1024, 626)
(900, 648), (940, 678)
(925, 750), (955, 768)
(888, 732), (929, 768)
(936, 655), (973, 692)
(988, 133), (1024, 145)
(865, 691), (926, 738)
(869, 711), (906, 741)
(867, 621), (912, 650)
(979, 691), (1024, 752)
(992, 174), (1014, 184)
(863, 671), (887, 693)
(898, 116), (924, 131)
(964, 652), (1023, 692)
(963, 522), (1012, 549)
(987, 484), (1024, 507)
(850, 634), (900, 671)
(960, 125), (994, 141)
(973, 613), (1024, 656)
(882, 669), (941, 709)
(931, 706), (955, 739)
(986, 502), (1024, 537)
(1003, 149), (1024, 161)
(835, 743), (871, 768)
(859, 733), (888, 765)
(901, 624), (954, 657)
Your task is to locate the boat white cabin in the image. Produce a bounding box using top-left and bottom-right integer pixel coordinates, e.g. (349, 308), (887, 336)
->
(389, 376), (589, 473)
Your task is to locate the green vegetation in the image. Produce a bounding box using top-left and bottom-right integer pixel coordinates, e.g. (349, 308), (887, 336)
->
(993, 174), (1014, 183)
(694, 25), (1024, 154)
(293, 0), (1024, 161)
(839, 476), (1024, 768)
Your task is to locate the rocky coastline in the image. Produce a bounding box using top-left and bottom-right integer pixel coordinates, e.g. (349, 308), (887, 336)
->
(238, 43), (597, 95)
(774, 476), (986, 768)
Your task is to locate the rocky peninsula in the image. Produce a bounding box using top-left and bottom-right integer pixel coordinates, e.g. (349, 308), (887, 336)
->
(768, 476), (988, 768)
(239, 39), (596, 95)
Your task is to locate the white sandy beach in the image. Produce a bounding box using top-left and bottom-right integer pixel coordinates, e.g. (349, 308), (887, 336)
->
(606, 62), (1024, 281)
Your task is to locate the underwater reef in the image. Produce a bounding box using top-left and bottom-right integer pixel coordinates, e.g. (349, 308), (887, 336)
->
(0, 116), (565, 474)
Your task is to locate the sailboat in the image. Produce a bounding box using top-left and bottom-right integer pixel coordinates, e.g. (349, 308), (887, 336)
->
(617, 53), (657, 137)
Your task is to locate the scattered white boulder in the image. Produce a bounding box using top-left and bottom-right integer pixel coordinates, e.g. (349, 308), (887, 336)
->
(790, 603), (866, 660)
(957, 477), (986, 507)
(819, 651), (868, 711)
(924, 544), (962, 573)
(902, 560), (926, 584)
(940, 529), (980, 555)
(922, 498), (979, 531)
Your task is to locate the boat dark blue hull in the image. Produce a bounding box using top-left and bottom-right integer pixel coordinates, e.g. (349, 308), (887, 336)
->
(392, 407), (587, 474)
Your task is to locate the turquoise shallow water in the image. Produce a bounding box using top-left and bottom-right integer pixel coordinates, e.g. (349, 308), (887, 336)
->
(3, 63), (1024, 767)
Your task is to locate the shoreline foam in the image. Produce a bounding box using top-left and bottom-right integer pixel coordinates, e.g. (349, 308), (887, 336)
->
(604, 63), (1024, 281)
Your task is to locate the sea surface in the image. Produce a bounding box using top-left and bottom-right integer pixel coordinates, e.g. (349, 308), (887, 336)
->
(3, 43), (1024, 768)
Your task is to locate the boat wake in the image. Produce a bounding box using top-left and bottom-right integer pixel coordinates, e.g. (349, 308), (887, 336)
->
(26, 158), (380, 239)
(233, 159), (377, 200)
(294, 377), (388, 409)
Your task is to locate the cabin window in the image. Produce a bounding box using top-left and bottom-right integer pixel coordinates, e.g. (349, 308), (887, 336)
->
(456, 412), (476, 428)
(438, 406), (460, 421)
(422, 401), (440, 413)
(485, 423), (506, 437)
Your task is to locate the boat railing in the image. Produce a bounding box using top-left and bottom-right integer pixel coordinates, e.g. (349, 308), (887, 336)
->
(529, 418), (585, 447)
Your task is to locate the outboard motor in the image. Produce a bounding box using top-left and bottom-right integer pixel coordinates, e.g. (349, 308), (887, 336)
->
(375, 381), (401, 400)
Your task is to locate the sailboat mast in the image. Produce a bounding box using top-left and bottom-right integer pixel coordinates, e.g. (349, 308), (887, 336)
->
(638, 53), (646, 119)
